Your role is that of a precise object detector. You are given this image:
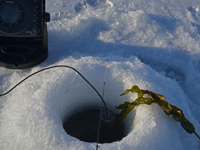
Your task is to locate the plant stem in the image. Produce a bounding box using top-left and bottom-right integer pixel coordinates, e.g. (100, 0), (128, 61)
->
(194, 132), (200, 140)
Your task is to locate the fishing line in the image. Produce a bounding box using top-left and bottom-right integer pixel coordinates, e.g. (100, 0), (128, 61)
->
(0, 65), (109, 118)
(96, 108), (102, 150)
(96, 59), (109, 150)
(102, 59), (109, 99)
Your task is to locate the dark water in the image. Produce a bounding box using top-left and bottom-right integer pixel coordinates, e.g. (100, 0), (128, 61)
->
(63, 109), (124, 143)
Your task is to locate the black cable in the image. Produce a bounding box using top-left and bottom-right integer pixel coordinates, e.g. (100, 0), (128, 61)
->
(0, 65), (109, 118)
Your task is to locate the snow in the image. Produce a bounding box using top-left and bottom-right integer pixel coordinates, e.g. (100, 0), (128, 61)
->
(0, 0), (200, 149)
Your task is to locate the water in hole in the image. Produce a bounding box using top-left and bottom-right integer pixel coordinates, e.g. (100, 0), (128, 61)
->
(63, 109), (124, 143)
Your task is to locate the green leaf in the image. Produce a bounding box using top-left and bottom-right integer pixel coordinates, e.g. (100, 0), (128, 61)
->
(126, 104), (135, 114)
(130, 85), (144, 97)
(131, 97), (154, 106)
(116, 104), (135, 123)
(120, 85), (144, 97)
(181, 119), (195, 134)
(140, 98), (154, 105)
(115, 102), (130, 109)
(155, 94), (166, 101)
(120, 89), (130, 96)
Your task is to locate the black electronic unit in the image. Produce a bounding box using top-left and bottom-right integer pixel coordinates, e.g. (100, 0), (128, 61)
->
(0, 0), (50, 69)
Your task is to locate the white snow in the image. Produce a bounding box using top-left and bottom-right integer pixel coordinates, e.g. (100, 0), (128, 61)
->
(0, 0), (200, 149)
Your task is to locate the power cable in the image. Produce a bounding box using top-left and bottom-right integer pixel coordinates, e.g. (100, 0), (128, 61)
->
(0, 65), (109, 118)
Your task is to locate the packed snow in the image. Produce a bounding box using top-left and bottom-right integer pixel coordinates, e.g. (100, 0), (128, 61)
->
(0, 0), (200, 149)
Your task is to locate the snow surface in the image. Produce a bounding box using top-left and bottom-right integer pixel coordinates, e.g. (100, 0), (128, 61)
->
(0, 0), (200, 149)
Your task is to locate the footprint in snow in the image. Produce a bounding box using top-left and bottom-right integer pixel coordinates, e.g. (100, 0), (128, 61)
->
(75, 0), (113, 13)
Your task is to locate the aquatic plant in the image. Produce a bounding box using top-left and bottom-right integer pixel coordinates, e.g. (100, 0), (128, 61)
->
(116, 85), (200, 139)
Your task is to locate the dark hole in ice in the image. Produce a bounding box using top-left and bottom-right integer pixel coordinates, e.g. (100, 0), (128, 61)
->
(63, 109), (124, 143)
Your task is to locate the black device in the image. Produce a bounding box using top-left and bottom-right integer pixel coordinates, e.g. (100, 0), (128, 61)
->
(0, 0), (50, 69)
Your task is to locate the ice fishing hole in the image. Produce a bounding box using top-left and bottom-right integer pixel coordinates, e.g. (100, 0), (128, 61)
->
(63, 108), (125, 143)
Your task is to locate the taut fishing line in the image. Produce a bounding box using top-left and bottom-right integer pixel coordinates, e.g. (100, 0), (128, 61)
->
(0, 65), (109, 119)
(96, 59), (109, 150)
(102, 59), (109, 99)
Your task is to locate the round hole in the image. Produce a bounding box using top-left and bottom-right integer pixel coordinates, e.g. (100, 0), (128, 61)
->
(63, 109), (125, 143)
